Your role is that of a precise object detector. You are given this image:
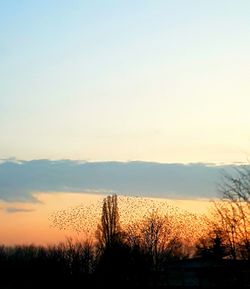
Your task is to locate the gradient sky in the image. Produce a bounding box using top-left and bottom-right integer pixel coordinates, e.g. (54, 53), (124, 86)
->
(0, 1), (250, 244)
(0, 192), (212, 245)
(1, 1), (250, 163)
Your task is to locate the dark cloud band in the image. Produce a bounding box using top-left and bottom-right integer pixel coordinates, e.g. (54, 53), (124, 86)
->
(0, 159), (237, 202)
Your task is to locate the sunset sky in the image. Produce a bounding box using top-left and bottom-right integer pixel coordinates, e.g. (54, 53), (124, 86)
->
(0, 1), (250, 244)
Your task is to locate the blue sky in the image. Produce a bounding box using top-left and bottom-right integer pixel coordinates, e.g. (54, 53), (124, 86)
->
(1, 1), (250, 163)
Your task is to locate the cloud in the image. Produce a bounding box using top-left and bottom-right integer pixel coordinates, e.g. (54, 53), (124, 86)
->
(3, 207), (35, 213)
(0, 159), (238, 202)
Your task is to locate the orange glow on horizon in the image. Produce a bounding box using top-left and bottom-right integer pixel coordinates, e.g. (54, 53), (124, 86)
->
(0, 192), (213, 246)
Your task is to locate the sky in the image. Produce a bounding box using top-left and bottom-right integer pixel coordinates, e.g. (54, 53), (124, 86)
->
(0, 159), (239, 245)
(1, 0), (250, 163)
(0, 192), (212, 245)
(0, 1), (250, 244)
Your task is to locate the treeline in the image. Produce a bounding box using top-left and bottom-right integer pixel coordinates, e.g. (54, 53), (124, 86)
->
(0, 242), (94, 288)
(0, 238), (187, 288)
(1, 167), (250, 288)
(0, 195), (192, 289)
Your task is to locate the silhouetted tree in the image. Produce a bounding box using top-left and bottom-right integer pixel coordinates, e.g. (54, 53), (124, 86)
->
(140, 210), (167, 267)
(214, 166), (250, 259)
(96, 194), (122, 250)
(196, 229), (226, 260)
(125, 209), (188, 272)
(95, 194), (131, 287)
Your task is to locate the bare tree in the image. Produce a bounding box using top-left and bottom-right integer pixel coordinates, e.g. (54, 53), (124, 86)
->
(214, 166), (250, 259)
(140, 210), (167, 261)
(128, 209), (188, 269)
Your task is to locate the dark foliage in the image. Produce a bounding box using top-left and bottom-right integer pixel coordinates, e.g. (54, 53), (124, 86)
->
(0, 241), (249, 289)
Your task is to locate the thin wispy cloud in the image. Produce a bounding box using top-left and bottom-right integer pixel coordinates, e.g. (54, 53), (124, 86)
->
(3, 207), (35, 214)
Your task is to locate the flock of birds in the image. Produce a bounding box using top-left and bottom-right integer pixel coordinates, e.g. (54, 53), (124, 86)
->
(50, 195), (209, 244)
